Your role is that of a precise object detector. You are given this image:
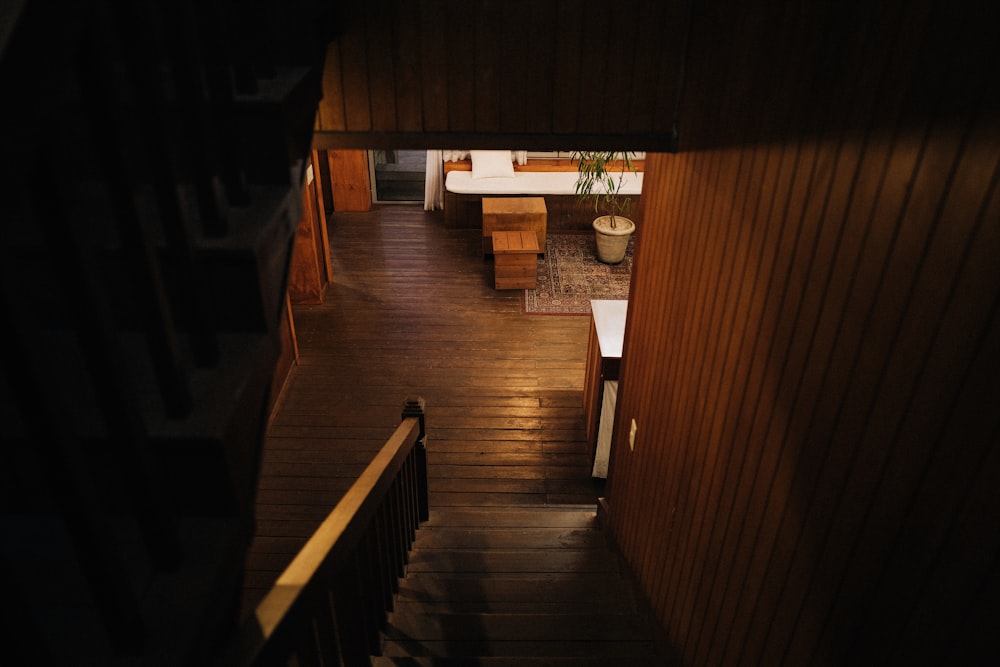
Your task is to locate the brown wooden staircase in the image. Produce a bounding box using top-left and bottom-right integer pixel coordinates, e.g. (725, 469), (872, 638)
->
(229, 398), (669, 665)
(375, 505), (669, 665)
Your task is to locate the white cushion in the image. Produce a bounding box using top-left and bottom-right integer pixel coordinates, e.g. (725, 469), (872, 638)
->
(470, 150), (515, 179)
(445, 170), (643, 195)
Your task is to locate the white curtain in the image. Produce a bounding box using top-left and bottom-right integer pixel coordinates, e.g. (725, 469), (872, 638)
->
(424, 149), (529, 210)
(425, 150), (472, 210)
(424, 150), (443, 210)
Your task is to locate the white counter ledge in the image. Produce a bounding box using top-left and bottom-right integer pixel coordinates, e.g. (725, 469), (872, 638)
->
(591, 299), (628, 358)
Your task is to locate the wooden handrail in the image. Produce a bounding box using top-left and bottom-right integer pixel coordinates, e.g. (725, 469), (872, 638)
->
(223, 397), (429, 665)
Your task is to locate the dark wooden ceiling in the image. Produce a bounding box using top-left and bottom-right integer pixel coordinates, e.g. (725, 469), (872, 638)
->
(312, 0), (690, 151)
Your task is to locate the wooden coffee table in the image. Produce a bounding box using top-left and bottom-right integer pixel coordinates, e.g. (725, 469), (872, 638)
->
(481, 197), (547, 256)
(492, 230), (540, 289)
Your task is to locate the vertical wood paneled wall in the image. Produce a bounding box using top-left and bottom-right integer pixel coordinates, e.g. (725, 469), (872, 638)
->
(326, 149), (373, 211)
(313, 0), (688, 150)
(608, 1), (999, 664)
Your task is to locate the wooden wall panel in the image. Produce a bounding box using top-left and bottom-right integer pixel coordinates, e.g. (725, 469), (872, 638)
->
(552, 0), (583, 135)
(364, 2), (398, 132)
(287, 173), (327, 304)
(628, 0), (676, 135)
(418, 0), (449, 133)
(392, 0), (425, 133)
(523, 2), (557, 135)
(446, 0), (477, 133)
(606, 0), (1000, 664)
(319, 31), (347, 131)
(470, 1), (501, 134)
(497, 2), (529, 134)
(326, 149), (372, 211)
(269, 294), (299, 419)
(601, 0), (639, 133)
(573, 1), (612, 135)
(314, 0), (688, 150)
(336, 18), (372, 132)
(311, 151), (334, 284)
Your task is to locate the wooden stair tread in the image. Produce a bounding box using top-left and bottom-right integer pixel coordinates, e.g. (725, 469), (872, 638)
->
(392, 599), (634, 614)
(381, 638), (662, 660)
(397, 574), (636, 606)
(372, 658), (664, 666)
(405, 549), (620, 574)
(413, 527), (607, 551)
(386, 611), (654, 642)
(423, 508), (597, 528)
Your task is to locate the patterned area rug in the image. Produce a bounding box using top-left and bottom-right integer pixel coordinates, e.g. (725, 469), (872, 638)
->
(522, 233), (634, 315)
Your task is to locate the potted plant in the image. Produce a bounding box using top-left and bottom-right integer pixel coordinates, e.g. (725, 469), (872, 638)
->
(573, 150), (639, 264)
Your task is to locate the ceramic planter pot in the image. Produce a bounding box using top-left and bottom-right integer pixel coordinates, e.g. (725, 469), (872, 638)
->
(593, 216), (635, 264)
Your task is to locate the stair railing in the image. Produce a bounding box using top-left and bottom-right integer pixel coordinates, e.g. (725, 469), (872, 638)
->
(224, 397), (429, 665)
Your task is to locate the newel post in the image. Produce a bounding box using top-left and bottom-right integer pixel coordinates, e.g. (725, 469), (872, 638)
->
(402, 396), (429, 521)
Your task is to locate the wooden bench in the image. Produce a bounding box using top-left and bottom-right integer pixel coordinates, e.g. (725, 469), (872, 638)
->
(443, 158), (644, 232)
(492, 230), (540, 289)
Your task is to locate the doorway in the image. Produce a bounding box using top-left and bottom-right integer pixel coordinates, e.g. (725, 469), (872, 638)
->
(369, 149), (425, 203)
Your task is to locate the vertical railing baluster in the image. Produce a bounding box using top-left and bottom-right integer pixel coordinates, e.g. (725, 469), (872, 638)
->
(312, 589), (341, 666)
(390, 476), (406, 569)
(398, 455), (411, 555)
(410, 452), (420, 537)
(410, 452), (421, 534)
(402, 397), (429, 521)
(375, 504), (397, 604)
(354, 529), (383, 657)
(402, 452), (417, 547)
(386, 479), (403, 580)
(331, 556), (372, 665)
(319, 582), (347, 665)
(363, 521), (390, 630)
(381, 485), (396, 587)
(397, 476), (409, 569)
(292, 623), (321, 667)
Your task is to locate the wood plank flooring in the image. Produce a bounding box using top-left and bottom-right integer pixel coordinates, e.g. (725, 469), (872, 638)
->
(241, 204), (600, 615)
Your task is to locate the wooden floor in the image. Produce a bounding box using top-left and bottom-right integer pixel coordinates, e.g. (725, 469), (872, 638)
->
(241, 204), (600, 614)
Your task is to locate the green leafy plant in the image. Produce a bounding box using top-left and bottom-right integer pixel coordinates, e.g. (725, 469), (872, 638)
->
(572, 151), (639, 229)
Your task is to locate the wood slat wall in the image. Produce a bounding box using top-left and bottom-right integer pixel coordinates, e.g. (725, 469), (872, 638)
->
(312, 0), (688, 150)
(326, 149), (372, 211)
(607, 1), (1000, 664)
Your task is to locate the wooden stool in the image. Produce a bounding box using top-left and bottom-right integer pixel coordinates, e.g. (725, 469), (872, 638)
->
(482, 197), (547, 256)
(492, 231), (539, 289)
